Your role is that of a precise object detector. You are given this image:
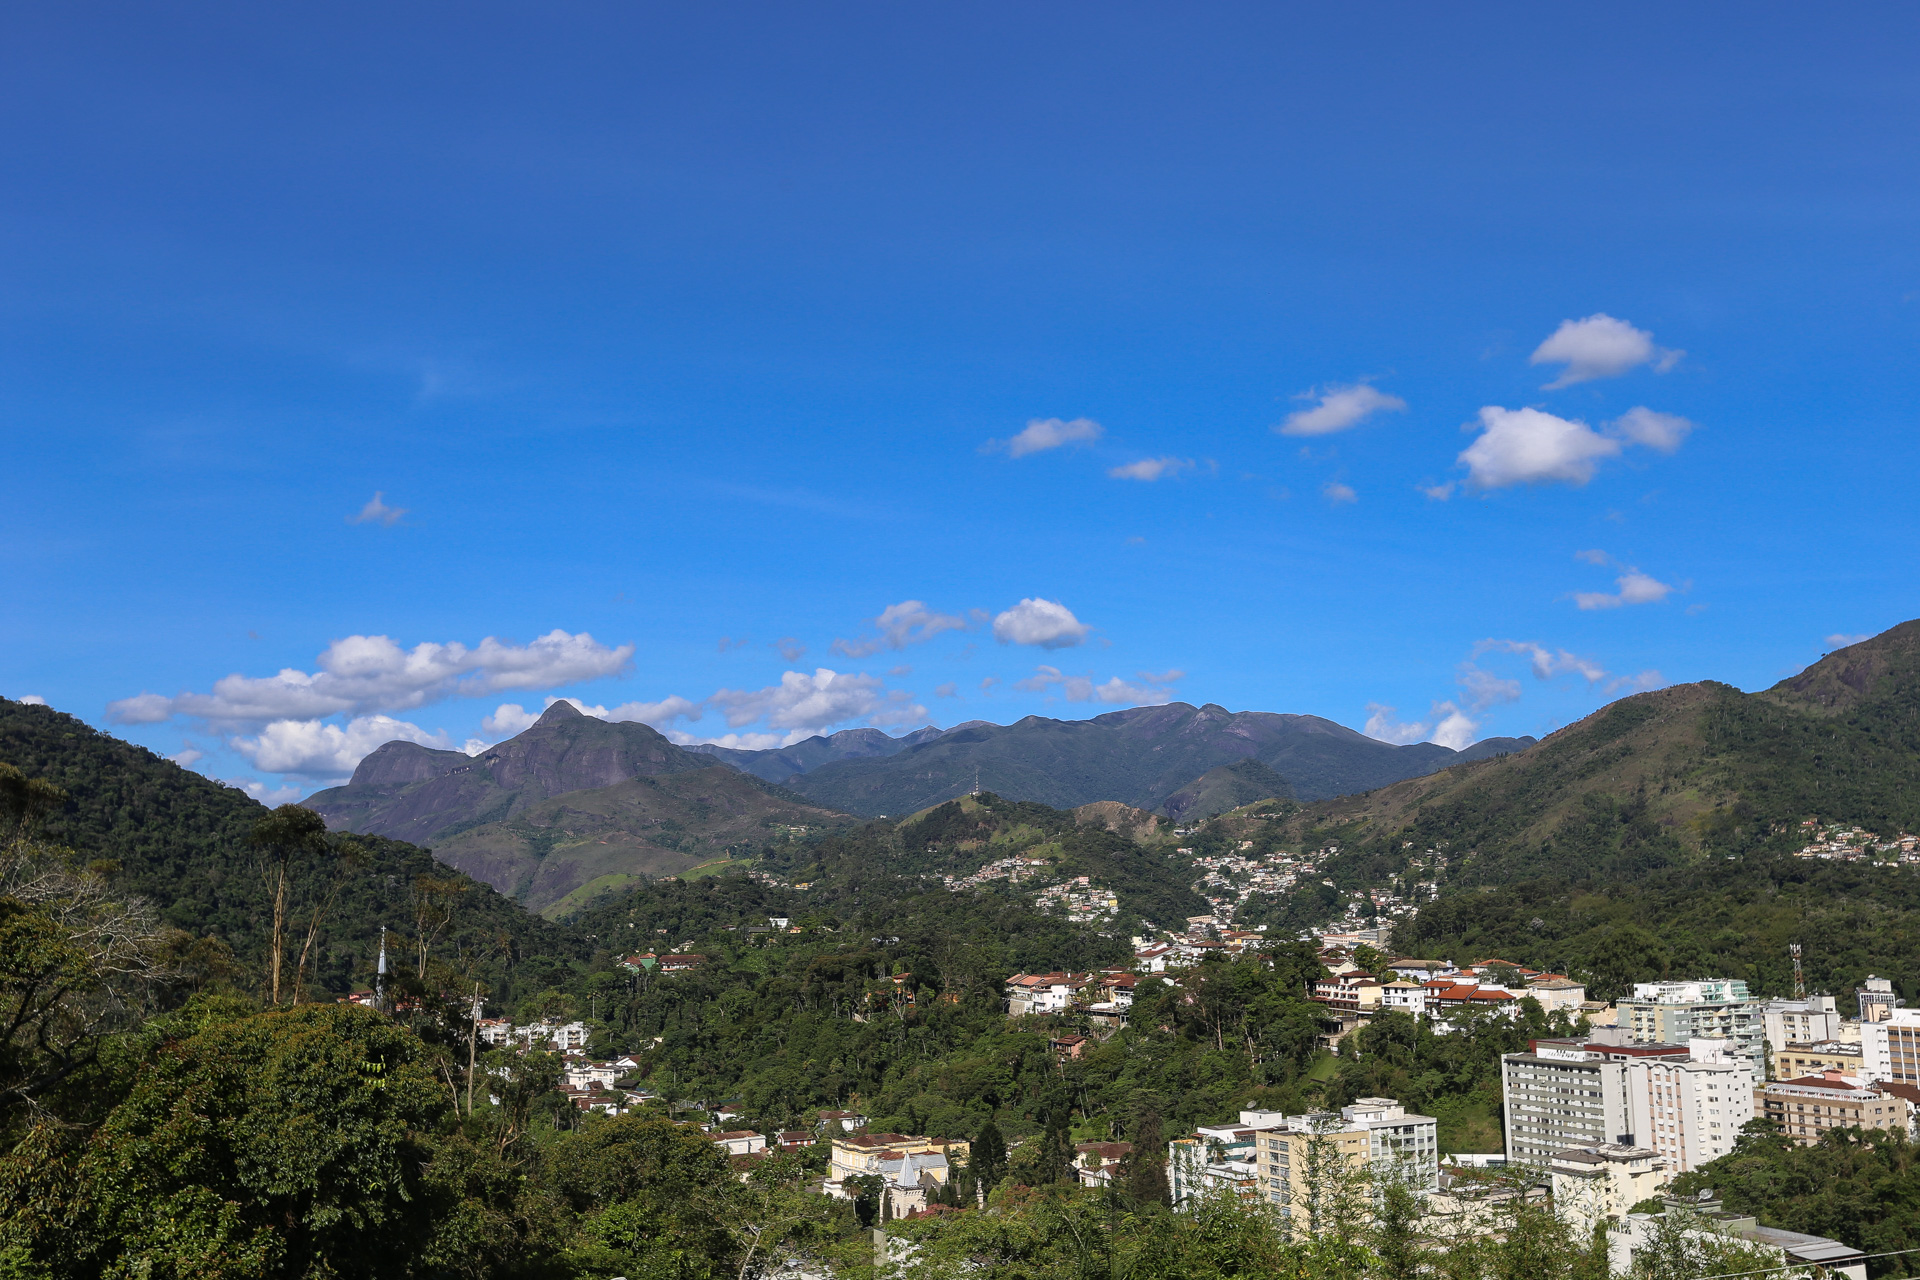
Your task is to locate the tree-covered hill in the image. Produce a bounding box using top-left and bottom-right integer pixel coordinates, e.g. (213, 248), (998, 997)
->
(0, 697), (579, 1000)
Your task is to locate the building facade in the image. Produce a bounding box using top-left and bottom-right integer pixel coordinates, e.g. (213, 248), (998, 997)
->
(1501, 1038), (1689, 1167)
(1625, 1041), (1754, 1173)
(1618, 980), (1764, 1080)
(1249, 1098), (1439, 1226)
(1861, 1007), (1920, 1084)
(1548, 1144), (1669, 1234)
(1754, 994), (1844, 1056)
(1756, 1072), (1915, 1145)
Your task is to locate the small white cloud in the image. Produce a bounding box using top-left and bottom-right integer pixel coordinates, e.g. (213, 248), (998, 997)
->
(1529, 314), (1681, 388)
(888, 665), (912, 677)
(1322, 482), (1358, 505)
(1015, 666), (1181, 706)
(1573, 569), (1675, 610)
(992, 599), (1091, 649)
(1455, 664), (1522, 712)
(994, 417), (1104, 458)
(1363, 700), (1478, 750)
(1611, 406), (1695, 453)
(1574, 548), (1611, 565)
(17, 694), (48, 706)
(1459, 407), (1622, 488)
(1277, 383), (1407, 436)
(599, 695), (703, 727)
(1475, 639), (1608, 683)
(979, 676), (999, 692)
(934, 682), (958, 698)
(664, 729), (789, 750)
(348, 491), (407, 526)
(462, 739), (489, 755)
(1107, 456), (1192, 482)
(170, 747), (205, 768)
(232, 714), (451, 778)
(482, 703), (540, 736)
(1825, 633), (1871, 649)
(710, 668), (888, 736)
(226, 778), (308, 806)
(1605, 670), (1667, 695)
(777, 638), (806, 663)
(833, 601), (969, 658)
(1420, 483), (1454, 501)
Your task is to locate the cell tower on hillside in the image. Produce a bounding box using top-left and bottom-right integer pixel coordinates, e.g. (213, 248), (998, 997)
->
(971, 767), (981, 797)
(1790, 942), (1805, 999)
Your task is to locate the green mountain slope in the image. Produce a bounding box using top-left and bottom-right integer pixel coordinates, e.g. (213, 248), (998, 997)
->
(782, 702), (1535, 817)
(0, 698), (578, 997)
(1286, 621), (1920, 1003)
(1159, 758), (1292, 823)
(430, 767), (848, 915)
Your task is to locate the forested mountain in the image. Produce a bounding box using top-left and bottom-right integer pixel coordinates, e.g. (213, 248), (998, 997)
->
(305, 700), (850, 913)
(1290, 621), (1920, 1005)
(0, 697), (577, 1002)
(774, 702), (1534, 817)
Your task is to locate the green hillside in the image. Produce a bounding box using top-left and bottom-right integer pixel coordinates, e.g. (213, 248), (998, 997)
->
(0, 697), (579, 1000)
(1284, 622), (1920, 1003)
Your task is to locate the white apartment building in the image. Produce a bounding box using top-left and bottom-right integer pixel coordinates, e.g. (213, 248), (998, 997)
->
(1248, 1097), (1440, 1223)
(1501, 1037), (1689, 1167)
(1626, 1040), (1754, 1173)
(1380, 980), (1430, 1017)
(1861, 1006), (1920, 1084)
(1754, 994), (1844, 1057)
(1858, 976), (1901, 1023)
(1619, 980), (1765, 1081)
(1548, 1144), (1669, 1234)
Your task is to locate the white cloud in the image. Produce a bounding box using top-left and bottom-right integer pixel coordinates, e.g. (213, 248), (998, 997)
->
(992, 598), (1090, 649)
(107, 629), (635, 727)
(1014, 666), (1181, 706)
(995, 417), (1104, 458)
(934, 682), (958, 698)
(1107, 457), (1192, 482)
(1825, 633), (1871, 649)
(1455, 664), (1522, 711)
(777, 638), (806, 662)
(664, 729), (789, 751)
(1459, 406), (1623, 488)
(482, 703), (540, 736)
(233, 714), (451, 779)
(17, 694), (48, 706)
(348, 491), (407, 526)
(1574, 548), (1611, 565)
(710, 668), (889, 736)
(1611, 406), (1695, 453)
(1530, 314), (1682, 388)
(169, 747), (205, 768)
(1574, 570), (1675, 610)
(1323, 482), (1358, 504)
(833, 601), (970, 658)
(1605, 670), (1667, 695)
(1363, 700), (1479, 750)
(226, 778), (308, 806)
(1474, 639), (1608, 683)
(1420, 483), (1454, 501)
(1277, 383), (1407, 436)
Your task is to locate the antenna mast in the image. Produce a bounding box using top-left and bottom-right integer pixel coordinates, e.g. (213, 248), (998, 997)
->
(1790, 943), (1805, 1000)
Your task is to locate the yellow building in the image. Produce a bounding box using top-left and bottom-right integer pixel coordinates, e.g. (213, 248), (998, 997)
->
(828, 1133), (970, 1184)
(1774, 1040), (1862, 1080)
(1250, 1099), (1439, 1230)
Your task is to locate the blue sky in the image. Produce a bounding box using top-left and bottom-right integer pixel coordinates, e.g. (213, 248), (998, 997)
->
(5, 4), (1919, 801)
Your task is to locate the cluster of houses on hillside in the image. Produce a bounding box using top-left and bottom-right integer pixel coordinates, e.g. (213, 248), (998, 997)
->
(1793, 816), (1920, 863)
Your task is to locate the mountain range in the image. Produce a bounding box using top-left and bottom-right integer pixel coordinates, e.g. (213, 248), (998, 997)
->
(304, 701), (846, 913)
(692, 702), (1533, 817)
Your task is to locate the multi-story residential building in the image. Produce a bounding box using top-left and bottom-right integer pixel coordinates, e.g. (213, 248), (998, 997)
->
(1626, 1040), (1754, 1173)
(1501, 1037), (1689, 1167)
(1619, 980), (1764, 1080)
(1168, 1120), (1262, 1207)
(1857, 975), (1901, 1023)
(1380, 980), (1429, 1018)
(1775, 1039), (1863, 1080)
(1755, 995), (1844, 1057)
(1861, 1007), (1920, 1084)
(1004, 972), (1086, 1016)
(1756, 1071), (1916, 1144)
(1549, 1144), (1669, 1233)
(826, 1132), (969, 1208)
(1248, 1098), (1439, 1226)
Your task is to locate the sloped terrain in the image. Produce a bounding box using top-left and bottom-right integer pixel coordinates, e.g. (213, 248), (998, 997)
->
(429, 766), (847, 914)
(780, 702), (1534, 817)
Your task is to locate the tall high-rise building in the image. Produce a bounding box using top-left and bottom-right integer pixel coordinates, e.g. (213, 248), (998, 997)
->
(1862, 1007), (1920, 1083)
(1500, 1037), (1689, 1167)
(1625, 1040), (1754, 1172)
(1248, 1098), (1438, 1227)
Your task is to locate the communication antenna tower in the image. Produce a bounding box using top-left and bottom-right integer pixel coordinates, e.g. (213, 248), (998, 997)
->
(376, 924), (389, 1010)
(971, 767), (981, 797)
(1790, 943), (1805, 1000)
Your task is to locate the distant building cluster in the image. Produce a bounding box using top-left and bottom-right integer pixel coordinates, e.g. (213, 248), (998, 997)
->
(1793, 816), (1920, 863)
